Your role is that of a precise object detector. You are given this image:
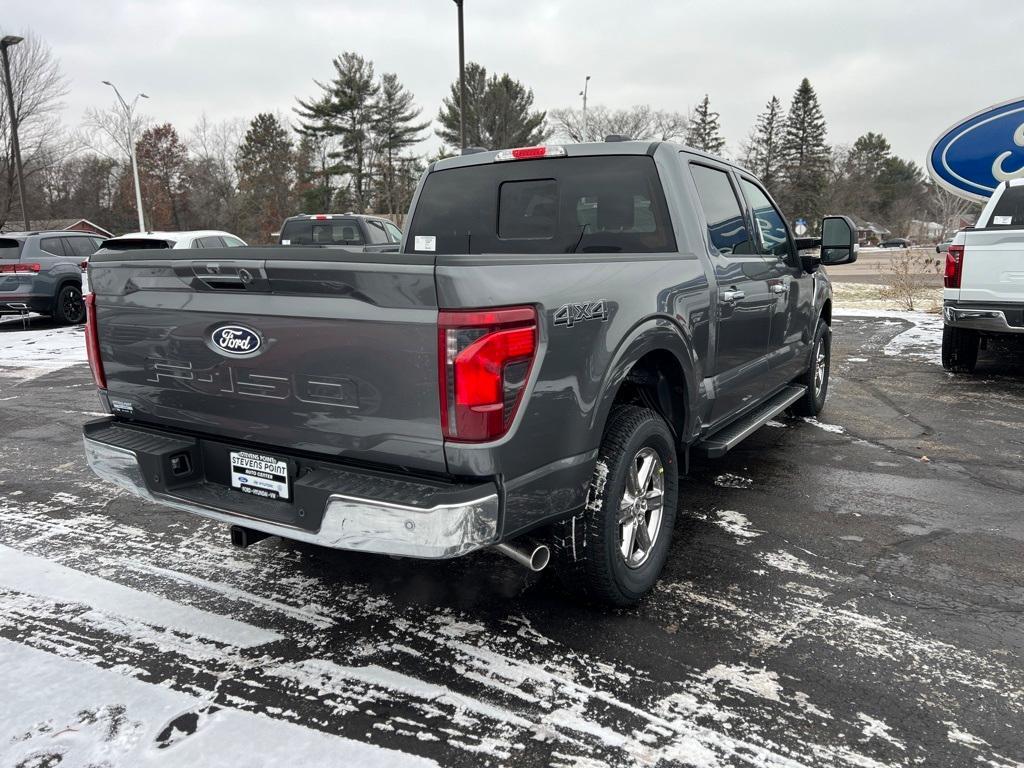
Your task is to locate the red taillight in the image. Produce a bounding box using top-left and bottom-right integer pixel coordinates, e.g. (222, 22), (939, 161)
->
(79, 260), (89, 272)
(84, 293), (106, 390)
(438, 306), (538, 442)
(0, 262), (41, 273)
(944, 244), (965, 288)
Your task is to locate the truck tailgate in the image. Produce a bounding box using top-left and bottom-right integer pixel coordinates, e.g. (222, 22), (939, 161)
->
(89, 248), (446, 474)
(961, 230), (1024, 303)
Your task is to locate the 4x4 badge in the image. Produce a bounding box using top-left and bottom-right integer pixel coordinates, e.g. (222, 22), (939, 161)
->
(553, 300), (608, 328)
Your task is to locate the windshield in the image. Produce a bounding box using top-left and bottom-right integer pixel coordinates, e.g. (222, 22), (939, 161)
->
(280, 218), (365, 246)
(406, 155), (676, 255)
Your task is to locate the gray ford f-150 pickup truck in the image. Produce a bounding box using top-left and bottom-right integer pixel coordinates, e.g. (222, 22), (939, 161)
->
(82, 140), (857, 605)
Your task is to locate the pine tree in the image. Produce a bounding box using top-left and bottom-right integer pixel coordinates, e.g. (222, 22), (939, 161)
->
(436, 62), (548, 151)
(372, 73), (428, 214)
(236, 113), (294, 243)
(685, 94), (726, 155)
(743, 96), (786, 192)
(295, 52), (379, 212)
(779, 78), (830, 224)
(135, 123), (189, 230)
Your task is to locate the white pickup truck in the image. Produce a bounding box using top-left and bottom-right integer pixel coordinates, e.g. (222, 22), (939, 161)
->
(942, 178), (1024, 372)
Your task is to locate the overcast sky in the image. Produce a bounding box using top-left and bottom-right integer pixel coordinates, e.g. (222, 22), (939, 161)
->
(6, 0), (1024, 165)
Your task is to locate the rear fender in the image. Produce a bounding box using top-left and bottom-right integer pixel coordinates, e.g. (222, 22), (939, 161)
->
(591, 317), (699, 446)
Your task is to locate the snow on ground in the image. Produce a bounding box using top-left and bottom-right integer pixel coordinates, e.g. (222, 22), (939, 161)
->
(0, 316), (88, 381)
(0, 639), (434, 768)
(834, 308), (944, 366)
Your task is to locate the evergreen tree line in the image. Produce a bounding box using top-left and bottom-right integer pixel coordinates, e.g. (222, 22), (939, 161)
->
(3, 34), (964, 243)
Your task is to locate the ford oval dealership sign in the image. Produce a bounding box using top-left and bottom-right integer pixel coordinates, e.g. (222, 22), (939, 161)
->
(928, 97), (1024, 202)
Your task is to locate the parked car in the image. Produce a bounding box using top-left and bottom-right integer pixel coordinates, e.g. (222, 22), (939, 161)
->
(0, 230), (104, 324)
(81, 140), (857, 605)
(941, 178), (1024, 372)
(936, 239), (953, 254)
(278, 214), (403, 251)
(98, 230), (247, 251)
(880, 238), (912, 248)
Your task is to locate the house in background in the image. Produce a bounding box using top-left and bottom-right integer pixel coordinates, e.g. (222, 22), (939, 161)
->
(0, 218), (114, 238)
(853, 219), (891, 246)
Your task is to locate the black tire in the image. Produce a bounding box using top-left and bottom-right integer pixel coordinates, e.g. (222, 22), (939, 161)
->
(792, 321), (831, 417)
(941, 326), (978, 373)
(54, 284), (85, 325)
(552, 406), (679, 606)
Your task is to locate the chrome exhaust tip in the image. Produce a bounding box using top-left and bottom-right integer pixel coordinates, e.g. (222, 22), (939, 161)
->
(493, 540), (550, 572)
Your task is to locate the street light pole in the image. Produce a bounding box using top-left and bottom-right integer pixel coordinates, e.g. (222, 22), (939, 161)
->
(580, 75), (591, 143)
(1, 35), (29, 231)
(103, 80), (148, 232)
(453, 0), (466, 151)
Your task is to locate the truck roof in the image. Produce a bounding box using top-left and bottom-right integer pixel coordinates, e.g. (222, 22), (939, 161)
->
(431, 140), (753, 177)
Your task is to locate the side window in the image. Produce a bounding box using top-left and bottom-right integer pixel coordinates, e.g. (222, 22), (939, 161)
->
(196, 236), (225, 248)
(739, 178), (796, 261)
(365, 219), (391, 244)
(65, 237), (95, 258)
(39, 237), (67, 257)
(688, 164), (754, 256)
(384, 221), (403, 243)
(222, 236), (246, 247)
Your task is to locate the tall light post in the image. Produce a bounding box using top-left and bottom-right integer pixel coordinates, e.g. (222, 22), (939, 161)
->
(1, 35), (29, 231)
(579, 75), (591, 143)
(102, 80), (148, 232)
(452, 0), (466, 151)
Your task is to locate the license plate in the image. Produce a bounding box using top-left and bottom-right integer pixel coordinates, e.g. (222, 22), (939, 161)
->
(229, 451), (291, 501)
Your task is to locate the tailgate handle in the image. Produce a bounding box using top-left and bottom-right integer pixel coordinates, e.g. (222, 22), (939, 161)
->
(190, 262), (267, 291)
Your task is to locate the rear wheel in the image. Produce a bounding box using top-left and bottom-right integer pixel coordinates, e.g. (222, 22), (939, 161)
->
(55, 284), (85, 325)
(941, 326), (978, 372)
(792, 321), (831, 417)
(552, 406), (678, 606)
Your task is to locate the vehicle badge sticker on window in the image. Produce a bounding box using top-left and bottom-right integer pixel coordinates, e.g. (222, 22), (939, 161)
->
(281, 239), (291, 245)
(414, 235), (436, 252)
(993, 216), (1013, 225)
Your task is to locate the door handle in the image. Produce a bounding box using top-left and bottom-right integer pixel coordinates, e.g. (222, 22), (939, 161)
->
(721, 290), (745, 303)
(771, 283), (789, 294)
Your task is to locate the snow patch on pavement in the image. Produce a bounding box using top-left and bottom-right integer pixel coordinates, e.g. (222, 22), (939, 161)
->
(834, 308), (944, 365)
(714, 473), (753, 489)
(0, 639), (434, 768)
(801, 417), (846, 434)
(713, 509), (762, 544)
(0, 543), (280, 648)
(0, 323), (87, 380)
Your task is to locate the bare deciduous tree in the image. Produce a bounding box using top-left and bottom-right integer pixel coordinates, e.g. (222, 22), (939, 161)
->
(550, 105), (690, 143)
(0, 30), (69, 227)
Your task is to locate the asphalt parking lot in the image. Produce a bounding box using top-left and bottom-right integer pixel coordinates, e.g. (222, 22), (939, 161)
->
(0, 313), (1022, 767)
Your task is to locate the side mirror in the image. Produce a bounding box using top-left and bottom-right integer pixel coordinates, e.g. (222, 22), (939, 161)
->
(796, 236), (823, 273)
(820, 215), (858, 266)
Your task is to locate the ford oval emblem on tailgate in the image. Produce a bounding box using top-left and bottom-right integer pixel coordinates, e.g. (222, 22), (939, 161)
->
(210, 325), (262, 356)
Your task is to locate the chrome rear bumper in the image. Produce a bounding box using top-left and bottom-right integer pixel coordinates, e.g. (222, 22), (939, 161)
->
(84, 435), (499, 559)
(944, 305), (1024, 334)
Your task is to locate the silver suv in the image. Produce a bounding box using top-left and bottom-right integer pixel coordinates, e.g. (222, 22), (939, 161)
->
(0, 230), (103, 324)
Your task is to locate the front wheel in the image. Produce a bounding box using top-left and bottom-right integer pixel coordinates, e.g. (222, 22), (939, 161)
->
(54, 284), (85, 325)
(941, 326), (978, 373)
(792, 322), (831, 417)
(552, 406), (679, 606)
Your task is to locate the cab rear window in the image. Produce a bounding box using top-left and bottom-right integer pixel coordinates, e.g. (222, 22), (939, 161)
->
(99, 238), (174, 251)
(280, 218), (365, 245)
(407, 155), (676, 254)
(989, 186), (1024, 227)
